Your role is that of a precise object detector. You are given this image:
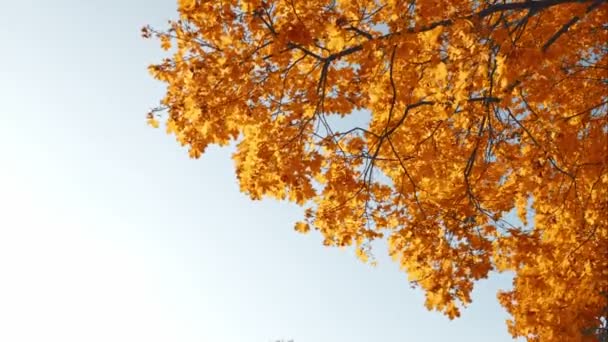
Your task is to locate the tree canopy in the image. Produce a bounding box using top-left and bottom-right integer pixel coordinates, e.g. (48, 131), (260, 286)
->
(144, 0), (608, 340)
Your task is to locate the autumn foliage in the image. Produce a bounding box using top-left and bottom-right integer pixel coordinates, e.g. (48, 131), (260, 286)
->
(144, 0), (608, 340)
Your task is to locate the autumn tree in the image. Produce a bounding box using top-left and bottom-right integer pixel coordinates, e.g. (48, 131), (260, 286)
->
(144, 0), (608, 340)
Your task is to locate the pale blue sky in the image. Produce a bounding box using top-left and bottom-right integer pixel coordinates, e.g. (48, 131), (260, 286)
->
(0, 1), (519, 341)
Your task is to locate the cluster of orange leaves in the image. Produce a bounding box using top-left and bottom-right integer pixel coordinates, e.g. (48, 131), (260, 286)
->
(145, 0), (608, 340)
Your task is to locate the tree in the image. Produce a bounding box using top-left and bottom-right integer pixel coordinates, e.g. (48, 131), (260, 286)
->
(144, 0), (607, 340)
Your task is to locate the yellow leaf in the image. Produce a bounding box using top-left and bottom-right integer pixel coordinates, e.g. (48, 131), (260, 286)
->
(294, 221), (310, 234)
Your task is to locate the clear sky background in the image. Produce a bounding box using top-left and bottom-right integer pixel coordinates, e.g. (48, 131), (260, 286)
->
(0, 1), (521, 341)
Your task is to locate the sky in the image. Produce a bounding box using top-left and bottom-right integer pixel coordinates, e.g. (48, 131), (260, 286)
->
(0, 1), (520, 341)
